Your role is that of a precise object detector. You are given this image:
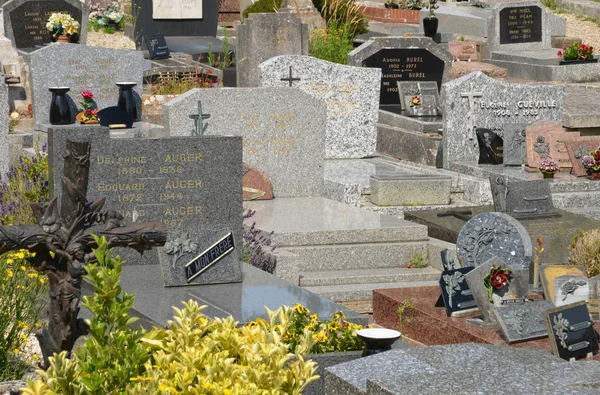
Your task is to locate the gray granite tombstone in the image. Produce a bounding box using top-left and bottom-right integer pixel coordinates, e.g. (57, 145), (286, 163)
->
(236, 13), (308, 88)
(164, 87), (326, 198)
(494, 300), (553, 343)
(489, 174), (556, 219)
(2, 0), (89, 49)
(441, 71), (563, 169)
(259, 55), (380, 159)
(464, 257), (530, 325)
(554, 275), (590, 307)
(398, 81), (439, 117)
(47, 127), (243, 275)
(24, 43), (143, 129)
(457, 212), (533, 269)
(503, 123), (528, 166)
(488, 1), (552, 53)
(0, 81), (8, 178)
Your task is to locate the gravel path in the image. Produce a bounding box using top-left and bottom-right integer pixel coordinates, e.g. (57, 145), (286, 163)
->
(87, 31), (136, 50)
(558, 13), (600, 49)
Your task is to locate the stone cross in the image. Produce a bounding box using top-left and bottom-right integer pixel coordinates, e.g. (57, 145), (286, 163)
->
(460, 83), (484, 111)
(280, 66), (301, 87)
(189, 101), (211, 136)
(0, 140), (167, 365)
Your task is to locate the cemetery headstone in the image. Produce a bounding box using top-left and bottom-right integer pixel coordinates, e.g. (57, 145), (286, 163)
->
(464, 257), (530, 325)
(439, 267), (477, 316)
(503, 123), (528, 166)
(2, 0), (89, 49)
(442, 71), (563, 169)
(0, 81), (8, 178)
(494, 300), (553, 343)
(164, 87), (326, 197)
(448, 41), (478, 62)
(237, 13), (308, 87)
(259, 55), (380, 159)
(48, 127), (244, 272)
(348, 37), (453, 109)
(132, 0), (218, 43)
(456, 212), (533, 269)
(397, 81), (439, 117)
(540, 265), (587, 303)
(488, 1), (550, 53)
(525, 120), (580, 169)
(489, 174), (557, 219)
(25, 43), (143, 128)
(441, 248), (460, 270)
(476, 128), (503, 164)
(554, 275), (590, 307)
(145, 34), (171, 60)
(544, 301), (599, 360)
(566, 139), (600, 177)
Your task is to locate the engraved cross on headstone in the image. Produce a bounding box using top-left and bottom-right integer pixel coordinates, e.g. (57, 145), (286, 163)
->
(281, 66), (301, 87)
(189, 101), (211, 136)
(460, 83), (484, 111)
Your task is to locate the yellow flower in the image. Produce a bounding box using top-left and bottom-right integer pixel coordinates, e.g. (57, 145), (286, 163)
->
(33, 355), (39, 360)
(39, 277), (47, 284)
(35, 322), (42, 328)
(28, 272), (38, 278)
(312, 331), (327, 343)
(16, 252), (25, 259)
(202, 382), (214, 389)
(13, 349), (19, 355)
(20, 265), (27, 271)
(10, 112), (19, 120)
(6, 259), (13, 264)
(20, 333), (28, 341)
(7, 270), (13, 277)
(294, 303), (309, 314)
(49, 251), (55, 258)
(223, 390), (232, 395)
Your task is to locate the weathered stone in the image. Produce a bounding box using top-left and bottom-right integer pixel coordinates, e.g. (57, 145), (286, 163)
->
(397, 81), (439, 117)
(259, 55), (380, 159)
(278, 0), (325, 34)
(164, 87), (326, 198)
(449, 61), (509, 80)
(525, 120), (579, 169)
(369, 174), (451, 206)
(442, 71), (563, 169)
(503, 123), (528, 166)
(539, 264), (587, 302)
(489, 174), (556, 219)
(554, 274), (590, 307)
(243, 163), (273, 201)
(448, 41), (478, 62)
(494, 300), (554, 343)
(24, 43), (143, 128)
(236, 13), (308, 87)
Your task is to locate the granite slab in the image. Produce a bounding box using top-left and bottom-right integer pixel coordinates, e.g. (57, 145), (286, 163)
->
(493, 300), (553, 343)
(489, 174), (556, 218)
(544, 301), (599, 360)
(554, 274), (590, 307)
(448, 41), (478, 61)
(487, 2), (552, 53)
(540, 265), (587, 303)
(398, 81), (439, 117)
(525, 120), (580, 169)
(503, 123), (528, 166)
(259, 55), (380, 159)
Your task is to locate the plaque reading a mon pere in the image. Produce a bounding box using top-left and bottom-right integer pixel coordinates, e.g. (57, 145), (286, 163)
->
(153, 0), (203, 19)
(499, 6), (542, 44)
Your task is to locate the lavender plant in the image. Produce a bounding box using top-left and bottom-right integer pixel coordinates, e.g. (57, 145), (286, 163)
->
(242, 209), (276, 273)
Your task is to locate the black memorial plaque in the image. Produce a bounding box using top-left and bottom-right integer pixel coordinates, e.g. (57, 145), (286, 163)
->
(476, 128), (503, 165)
(440, 267), (476, 316)
(8, 0), (83, 49)
(186, 232), (235, 283)
(145, 34), (171, 60)
(544, 301), (599, 361)
(499, 6), (542, 45)
(363, 48), (445, 107)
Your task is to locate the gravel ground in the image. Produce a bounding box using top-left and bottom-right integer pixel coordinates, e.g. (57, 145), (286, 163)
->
(559, 12), (600, 49)
(87, 30), (136, 50)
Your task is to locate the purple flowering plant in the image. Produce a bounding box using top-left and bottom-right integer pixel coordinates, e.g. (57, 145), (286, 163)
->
(538, 158), (559, 173)
(242, 209), (276, 273)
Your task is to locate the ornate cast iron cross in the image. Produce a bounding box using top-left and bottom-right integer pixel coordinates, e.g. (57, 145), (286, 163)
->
(0, 140), (167, 364)
(280, 66), (301, 87)
(189, 101), (211, 137)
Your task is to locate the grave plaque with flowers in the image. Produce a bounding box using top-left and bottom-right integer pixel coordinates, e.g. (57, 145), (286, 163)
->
(397, 81), (439, 117)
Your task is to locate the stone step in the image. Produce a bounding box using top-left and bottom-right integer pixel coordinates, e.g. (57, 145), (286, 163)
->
(299, 267), (441, 287)
(357, 195), (477, 217)
(562, 207), (600, 220)
(376, 123), (442, 167)
(552, 191), (600, 209)
(303, 280), (440, 302)
(280, 241), (429, 272)
(369, 174), (452, 206)
(378, 109), (443, 133)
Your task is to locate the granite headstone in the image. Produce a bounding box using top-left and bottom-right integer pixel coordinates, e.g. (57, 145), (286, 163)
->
(153, 0), (203, 19)
(566, 139), (600, 177)
(494, 300), (553, 343)
(525, 120), (580, 169)
(544, 301), (599, 360)
(0, 81), (8, 178)
(489, 174), (556, 219)
(488, 1), (551, 53)
(47, 127), (244, 270)
(554, 275), (590, 307)
(457, 212), (533, 268)
(464, 257), (530, 324)
(2, 0), (89, 49)
(348, 37), (453, 110)
(442, 71), (563, 169)
(259, 55), (380, 159)
(236, 13), (308, 87)
(25, 43), (144, 128)
(398, 81), (439, 117)
(164, 87), (326, 198)
(503, 123), (528, 166)
(540, 265), (587, 303)
(440, 267), (477, 316)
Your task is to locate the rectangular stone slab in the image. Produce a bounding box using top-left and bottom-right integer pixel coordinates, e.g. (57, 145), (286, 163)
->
(540, 265), (587, 302)
(503, 123), (528, 166)
(440, 266), (476, 316)
(544, 301), (599, 360)
(398, 81), (439, 116)
(494, 300), (553, 343)
(448, 41), (478, 61)
(153, 0), (203, 19)
(369, 174), (451, 206)
(525, 120), (580, 169)
(565, 139), (600, 177)
(489, 175), (556, 218)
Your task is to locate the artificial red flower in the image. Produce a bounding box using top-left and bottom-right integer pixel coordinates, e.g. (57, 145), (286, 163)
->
(207, 69), (213, 74)
(81, 91), (94, 100)
(557, 50), (563, 57)
(489, 269), (509, 289)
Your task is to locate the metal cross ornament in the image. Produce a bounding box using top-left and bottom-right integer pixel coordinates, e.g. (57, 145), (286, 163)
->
(0, 140), (167, 365)
(189, 101), (211, 136)
(280, 66), (301, 87)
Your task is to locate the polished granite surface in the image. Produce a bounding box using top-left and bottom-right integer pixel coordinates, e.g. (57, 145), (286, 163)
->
(324, 158), (419, 189)
(114, 263), (367, 327)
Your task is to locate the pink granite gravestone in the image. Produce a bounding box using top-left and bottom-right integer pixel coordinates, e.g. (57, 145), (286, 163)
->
(526, 120), (580, 169)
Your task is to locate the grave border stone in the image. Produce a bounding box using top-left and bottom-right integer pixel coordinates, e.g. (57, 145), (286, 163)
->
(488, 1), (551, 53)
(2, 0), (89, 49)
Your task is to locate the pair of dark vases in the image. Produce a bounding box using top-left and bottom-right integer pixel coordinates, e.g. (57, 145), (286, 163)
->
(49, 82), (138, 125)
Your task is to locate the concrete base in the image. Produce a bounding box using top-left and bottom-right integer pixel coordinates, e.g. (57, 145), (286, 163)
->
(370, 174), (452, 206)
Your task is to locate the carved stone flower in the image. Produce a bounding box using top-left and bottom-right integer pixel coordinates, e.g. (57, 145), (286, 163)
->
(553, 313), (570, 349)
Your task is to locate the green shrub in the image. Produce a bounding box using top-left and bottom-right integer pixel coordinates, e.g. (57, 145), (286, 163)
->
(0, 250), (47, 381)
(408, 252), (427, 268)
(309, 20), (354, 64)
(102, 26), (116, 34)
(569, 229), (600, 277)
(242, 0), (283, 18)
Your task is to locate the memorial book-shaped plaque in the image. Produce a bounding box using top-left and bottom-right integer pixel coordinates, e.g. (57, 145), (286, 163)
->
(544, 301), (599, 360)
(144, 35), (171, 60)
(440, 267), (476, 316)
(494, 300), (553, 343)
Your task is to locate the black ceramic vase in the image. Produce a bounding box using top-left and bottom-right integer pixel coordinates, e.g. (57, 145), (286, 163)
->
(49, 87), (73, 125)
(423, 17), (439, 38)
(116, 82), (138, 121)
(356, 328), (401, 357)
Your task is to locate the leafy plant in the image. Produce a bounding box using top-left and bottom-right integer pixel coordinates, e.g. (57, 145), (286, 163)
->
(558, 42), (594, 61)
(0, 147), (49, 226)
(569, 229), (600, 277)
(204, 28), (235, 68)
(9, 111), (19, 134)
(406, 252), (427, 268)
(147, 68), (221, 95)
(309, 20), (355, 64)
(405, 0), (422, 10)
(242, 209), (276, 273)
(0, 250), (47, 381)
(396, 299), (414, 333)
(321, 0), (368, 37)
(425, 0), (439, 18)
(385, 0), (400, 9)
(102, 26), (116, 34)
(242, 0), (282, 18)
